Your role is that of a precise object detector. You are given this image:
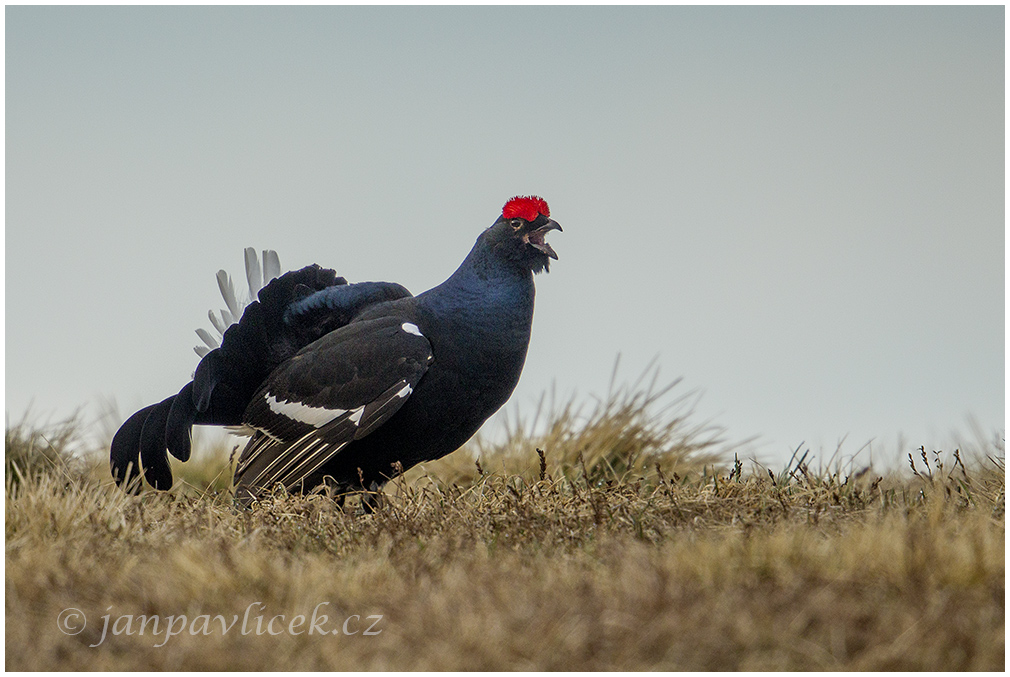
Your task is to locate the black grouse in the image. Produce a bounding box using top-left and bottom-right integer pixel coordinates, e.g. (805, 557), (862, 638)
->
(110, 195), (561, 502)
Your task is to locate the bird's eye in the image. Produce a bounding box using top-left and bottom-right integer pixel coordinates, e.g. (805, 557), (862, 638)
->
(511, 219), (523, 230)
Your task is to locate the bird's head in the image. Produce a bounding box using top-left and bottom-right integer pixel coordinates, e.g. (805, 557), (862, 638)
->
(484, 195), (562, 274)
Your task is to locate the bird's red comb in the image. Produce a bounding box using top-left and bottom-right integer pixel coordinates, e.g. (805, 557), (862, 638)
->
(502, 195), (550, 222)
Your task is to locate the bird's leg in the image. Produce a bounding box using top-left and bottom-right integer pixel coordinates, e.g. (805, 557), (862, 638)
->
(358, 481), (384, 514)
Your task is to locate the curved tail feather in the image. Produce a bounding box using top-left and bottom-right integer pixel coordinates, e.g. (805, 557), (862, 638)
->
(138, 396), (176, 490)
(110, 403), (157, 492)
(166, 382), (198, 462)
(112, 256), (347, 492)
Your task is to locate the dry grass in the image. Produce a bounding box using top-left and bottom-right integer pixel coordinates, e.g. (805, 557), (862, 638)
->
(5, 379), (1005, 670)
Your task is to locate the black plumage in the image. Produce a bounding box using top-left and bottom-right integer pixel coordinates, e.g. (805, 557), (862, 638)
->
(110, 196), (561, 502)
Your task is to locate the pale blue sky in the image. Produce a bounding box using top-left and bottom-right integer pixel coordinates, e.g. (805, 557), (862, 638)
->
(6, 6), (1004, 467)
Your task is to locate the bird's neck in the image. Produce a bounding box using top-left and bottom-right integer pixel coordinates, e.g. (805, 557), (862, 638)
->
(417, 236), (535, 333)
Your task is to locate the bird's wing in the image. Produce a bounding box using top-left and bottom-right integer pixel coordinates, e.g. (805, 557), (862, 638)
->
(235, 314), (433, 497)
(280, 280), (412, 341)
(190, 277), (410, 427)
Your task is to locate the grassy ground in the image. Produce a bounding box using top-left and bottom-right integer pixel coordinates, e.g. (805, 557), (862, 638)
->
(5, 380), (1005, 670)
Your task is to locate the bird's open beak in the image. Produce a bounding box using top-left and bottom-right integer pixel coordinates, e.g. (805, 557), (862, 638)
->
(527, 219), (562, 260)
